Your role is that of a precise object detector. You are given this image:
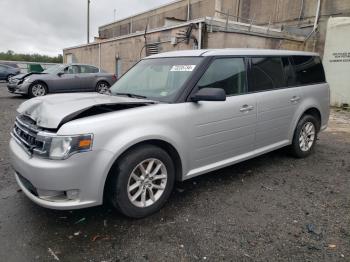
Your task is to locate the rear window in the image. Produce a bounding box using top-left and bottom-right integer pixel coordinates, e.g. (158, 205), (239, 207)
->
(292, 56), (326, 85)
(249, 57), (286, 92)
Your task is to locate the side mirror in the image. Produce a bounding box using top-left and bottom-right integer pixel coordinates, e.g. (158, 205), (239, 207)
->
(191, 88), (226, 102)
(57, 72), (64, 77)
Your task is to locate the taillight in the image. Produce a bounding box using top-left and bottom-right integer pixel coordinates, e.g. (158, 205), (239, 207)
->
(112, 74), (117, 81)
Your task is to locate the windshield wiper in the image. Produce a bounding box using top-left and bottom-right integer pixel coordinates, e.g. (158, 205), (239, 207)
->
(115, 92), (148, 99)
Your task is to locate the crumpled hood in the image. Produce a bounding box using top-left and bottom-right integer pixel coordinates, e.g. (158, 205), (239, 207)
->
(17, 93), (155, 129)
(13, 72), (45, 80)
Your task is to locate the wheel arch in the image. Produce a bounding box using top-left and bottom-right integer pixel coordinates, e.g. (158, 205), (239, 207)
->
(298, 107), (322, 132)
(102, 139), (183, 201)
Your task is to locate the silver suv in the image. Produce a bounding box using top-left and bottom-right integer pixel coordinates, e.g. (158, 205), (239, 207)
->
(9, 49), (330, 218)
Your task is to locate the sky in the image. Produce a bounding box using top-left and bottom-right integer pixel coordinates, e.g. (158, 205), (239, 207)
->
(0, 0), (174, 57)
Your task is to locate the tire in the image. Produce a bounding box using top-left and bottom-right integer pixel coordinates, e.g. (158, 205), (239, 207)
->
(290, 114), (319, 158)
(28, 82), (48, 98)
(7, 74), (14, 82)
(108, 145), (175, 218)
(96, 81), (110, 94)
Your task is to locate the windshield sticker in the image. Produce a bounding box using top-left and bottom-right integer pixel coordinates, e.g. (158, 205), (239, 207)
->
(170, 65), (196, 72)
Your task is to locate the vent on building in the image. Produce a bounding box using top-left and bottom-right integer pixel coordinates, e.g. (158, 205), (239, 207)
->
(146, 43), (159, 56)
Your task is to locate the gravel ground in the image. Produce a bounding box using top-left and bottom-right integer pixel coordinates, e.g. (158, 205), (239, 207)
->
(0, 82), (349, 262)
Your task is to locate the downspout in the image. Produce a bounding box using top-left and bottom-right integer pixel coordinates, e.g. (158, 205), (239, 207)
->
(313, 0), (321, 32)
(304, 0), (321, 42)
(298, 0), (304, 25)
(187, 0), (191, 21)
(99, 43), (101, 69)
(198, 22), (202, 49)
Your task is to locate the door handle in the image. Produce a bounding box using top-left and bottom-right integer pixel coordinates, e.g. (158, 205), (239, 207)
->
(290, 96), (301, 103)
(240, 105), (254, 113)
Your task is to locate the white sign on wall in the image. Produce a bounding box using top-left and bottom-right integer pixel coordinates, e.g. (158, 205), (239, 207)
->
(323, 17), (350, 106)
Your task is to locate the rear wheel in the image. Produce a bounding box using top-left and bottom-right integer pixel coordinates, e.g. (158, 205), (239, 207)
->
(96, 81), (110, 94)
(29, 82), (48, 98)
(290, 114), (319, 158)
(108, 145), (175, 218)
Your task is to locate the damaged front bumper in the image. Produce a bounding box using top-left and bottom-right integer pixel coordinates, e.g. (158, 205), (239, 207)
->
(9, 137), (114, 210)
(7, 82), (30, 95)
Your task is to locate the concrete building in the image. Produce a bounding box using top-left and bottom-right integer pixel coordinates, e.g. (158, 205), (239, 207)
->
(63, 0), (350, 105)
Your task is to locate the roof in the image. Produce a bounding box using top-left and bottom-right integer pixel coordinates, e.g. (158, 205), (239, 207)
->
(146, 49), (319, 59)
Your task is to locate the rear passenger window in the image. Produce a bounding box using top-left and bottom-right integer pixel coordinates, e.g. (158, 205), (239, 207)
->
(292, 56), (326, 85)
(197, 58), (246, 96)
(80, 65), (99, 73)
(249, 57), (286, 92)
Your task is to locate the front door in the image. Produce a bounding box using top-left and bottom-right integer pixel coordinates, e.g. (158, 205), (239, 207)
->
(188, 58), (257, 172)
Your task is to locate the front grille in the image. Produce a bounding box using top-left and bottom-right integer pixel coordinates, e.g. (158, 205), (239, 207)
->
(12, 115), (44, 153)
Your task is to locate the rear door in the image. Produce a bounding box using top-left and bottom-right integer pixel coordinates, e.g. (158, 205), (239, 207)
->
(189, 57), (257, 169)
(79, 65), (99, 91)
(249, 56), (301, 149)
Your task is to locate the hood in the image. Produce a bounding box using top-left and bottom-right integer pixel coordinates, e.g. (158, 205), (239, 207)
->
(17, 93), (156, 129)
(13, 72), (45, 80)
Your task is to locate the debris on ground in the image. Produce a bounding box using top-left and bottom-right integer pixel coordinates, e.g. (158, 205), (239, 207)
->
(74, 218), (86, 224)
(48, 248), (60, 261)
(92, 235), (100, 242)
(73, 231), (81, 236)
(306, 224), (322, 235)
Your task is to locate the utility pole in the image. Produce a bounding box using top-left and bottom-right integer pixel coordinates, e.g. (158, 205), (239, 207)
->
(87, 0), (90, 44)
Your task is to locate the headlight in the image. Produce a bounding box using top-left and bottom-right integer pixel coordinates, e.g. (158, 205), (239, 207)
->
(34, 133), (93, 160)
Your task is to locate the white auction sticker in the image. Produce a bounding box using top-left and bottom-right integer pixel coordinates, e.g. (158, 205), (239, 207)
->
(170, 65), (196, 72)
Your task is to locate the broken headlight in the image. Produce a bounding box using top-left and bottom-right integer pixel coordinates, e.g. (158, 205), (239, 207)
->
(34, 133), (93, 160)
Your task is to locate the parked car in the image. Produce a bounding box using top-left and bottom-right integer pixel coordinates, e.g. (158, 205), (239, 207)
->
(9, 49), (329, 218)
(7, 63), (117, 97)
(0, 64), (21, 82)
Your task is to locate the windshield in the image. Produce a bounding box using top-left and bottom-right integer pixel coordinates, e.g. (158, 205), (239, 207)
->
(43, 64), (65, 74)
(110, 57), (204, 102)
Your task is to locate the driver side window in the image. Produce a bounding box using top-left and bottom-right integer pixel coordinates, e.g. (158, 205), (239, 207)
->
(64, 65), (81, 74)
(197, 58), (247, 96)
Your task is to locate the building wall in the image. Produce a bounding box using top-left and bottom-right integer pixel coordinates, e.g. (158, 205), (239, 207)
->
(64, 0), (350, 76)
(65, 25), (200, 75)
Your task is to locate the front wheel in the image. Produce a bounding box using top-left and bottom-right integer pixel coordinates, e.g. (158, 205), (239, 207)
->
(108, 145), (175, 218)
(29, 82), (48, 97)
(290, 114), (319, 158)
(7, 74), (14, 82)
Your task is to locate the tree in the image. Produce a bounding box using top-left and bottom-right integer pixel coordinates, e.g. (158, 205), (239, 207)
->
(0, 50), (63, 63)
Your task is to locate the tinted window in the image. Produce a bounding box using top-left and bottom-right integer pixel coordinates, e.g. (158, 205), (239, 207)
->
(197, 58), (246, 96)
(249, 57), (285, 92)
(292, 56), (326, 85)
(282, 57), (297, 87)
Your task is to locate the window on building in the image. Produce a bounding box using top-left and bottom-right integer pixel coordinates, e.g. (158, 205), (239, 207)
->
(197, 58), (246, 96)
(292, 56), (326, 85)
(249, 57), (286, 92)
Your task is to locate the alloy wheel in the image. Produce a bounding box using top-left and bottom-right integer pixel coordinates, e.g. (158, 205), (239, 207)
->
(299, 121), (316, 152)
(127, 158), (168, 208)
(31, 84), (46, 97)
(97, 83), (109, 94)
